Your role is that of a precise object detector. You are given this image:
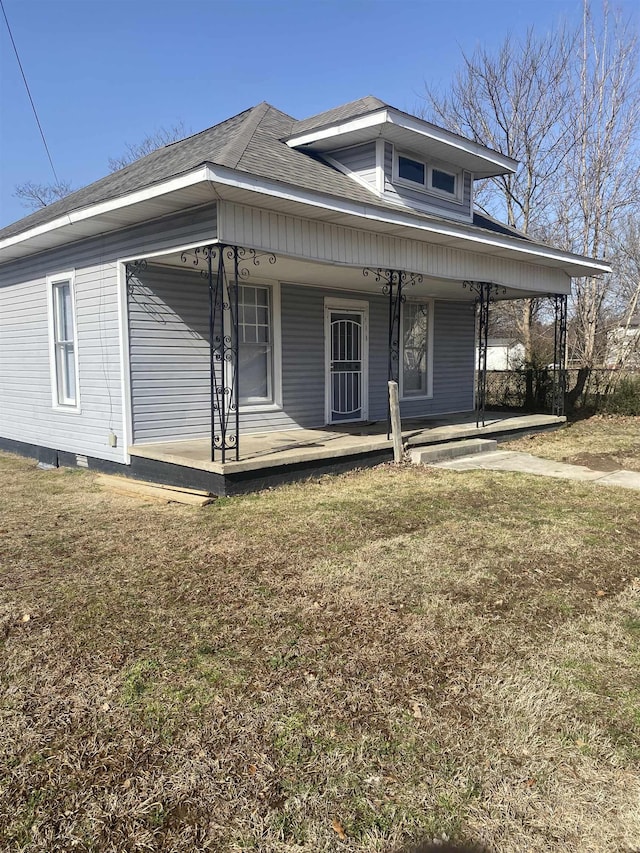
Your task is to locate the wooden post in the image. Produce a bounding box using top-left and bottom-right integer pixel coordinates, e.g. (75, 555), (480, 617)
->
(388, 380), (403, 463)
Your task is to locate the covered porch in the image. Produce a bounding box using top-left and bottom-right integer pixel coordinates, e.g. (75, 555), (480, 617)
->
(123, 236), (569, 465)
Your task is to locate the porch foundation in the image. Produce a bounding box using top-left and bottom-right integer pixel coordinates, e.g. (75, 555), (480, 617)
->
(128, 411), (565, 493)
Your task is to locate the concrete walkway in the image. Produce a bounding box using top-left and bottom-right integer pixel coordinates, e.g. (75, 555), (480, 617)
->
(434, 450), (640, 491)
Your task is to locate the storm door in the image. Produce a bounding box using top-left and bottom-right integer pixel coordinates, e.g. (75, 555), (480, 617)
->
(325, 302), (368, 424)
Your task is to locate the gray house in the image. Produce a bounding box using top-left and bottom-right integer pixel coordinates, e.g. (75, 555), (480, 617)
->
(0, 97), (609, 494)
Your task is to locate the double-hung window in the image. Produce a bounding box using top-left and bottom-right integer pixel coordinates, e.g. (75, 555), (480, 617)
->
(238, 285), (273, 405)
(401, 300), (432, 398)
(48, 273), (79, 409)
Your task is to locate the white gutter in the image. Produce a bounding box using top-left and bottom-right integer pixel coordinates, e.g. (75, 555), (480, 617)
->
(0, 162), (610, 277)
(203, 164), (611, 276)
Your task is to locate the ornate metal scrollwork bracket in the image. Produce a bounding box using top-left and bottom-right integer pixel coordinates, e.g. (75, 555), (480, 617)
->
(364, 267), (424, 438)
(125, 258), (148, 293)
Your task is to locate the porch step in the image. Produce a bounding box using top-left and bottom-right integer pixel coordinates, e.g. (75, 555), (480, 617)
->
(410, 438), (498, 466)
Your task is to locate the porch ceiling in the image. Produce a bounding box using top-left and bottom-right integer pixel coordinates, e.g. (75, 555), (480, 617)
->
(149, 247), (554, 302)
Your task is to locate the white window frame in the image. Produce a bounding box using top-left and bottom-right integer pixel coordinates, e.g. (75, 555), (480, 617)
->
(394, 150), (463, 203)
(429, 165), (460, 199)
(236, 281), (282, 412)
(400, 298), (434, 401)
(47, 271), (81, 412)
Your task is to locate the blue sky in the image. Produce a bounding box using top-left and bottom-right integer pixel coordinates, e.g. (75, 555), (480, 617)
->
(0, 0), (637, 228)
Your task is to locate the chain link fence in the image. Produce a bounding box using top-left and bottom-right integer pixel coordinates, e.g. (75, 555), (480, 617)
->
(485, 368), (640, 415)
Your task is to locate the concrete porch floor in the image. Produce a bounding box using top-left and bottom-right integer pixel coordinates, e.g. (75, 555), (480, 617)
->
(128, 412), (566, 476)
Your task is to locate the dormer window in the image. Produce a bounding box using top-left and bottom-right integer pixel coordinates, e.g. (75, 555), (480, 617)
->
(398, 155), (426, 186)
(431, 167), (456, 195)
(394, 150), (461, 201)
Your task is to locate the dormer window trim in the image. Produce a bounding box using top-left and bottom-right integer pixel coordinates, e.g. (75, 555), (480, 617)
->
(393, 149), (463, 204)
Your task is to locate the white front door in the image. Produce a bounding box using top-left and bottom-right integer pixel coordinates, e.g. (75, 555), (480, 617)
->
(325, 301), (368, 424)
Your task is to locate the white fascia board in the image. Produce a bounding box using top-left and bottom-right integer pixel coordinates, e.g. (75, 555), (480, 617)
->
(385, 109), (518, 176)
(285, 108), (518, 177)
(285, 110), (389, 148)
(0, 166), (211, 253)
(204, 164), (611, 277)
(0, 160), (610, 278)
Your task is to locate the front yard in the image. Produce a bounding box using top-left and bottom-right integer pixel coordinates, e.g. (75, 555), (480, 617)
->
(1, 417), (640, 852)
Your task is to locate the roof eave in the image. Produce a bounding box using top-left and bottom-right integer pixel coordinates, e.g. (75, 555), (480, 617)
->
(0, 162), (610, 280)
(285, 107), (518, 178)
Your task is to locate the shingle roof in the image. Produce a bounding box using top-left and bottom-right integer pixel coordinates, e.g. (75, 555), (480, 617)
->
(0, 97), (533, 247)
(289, 95), (387, 136)
(0, 106), (259, 240)
(472, 211), (532, 241)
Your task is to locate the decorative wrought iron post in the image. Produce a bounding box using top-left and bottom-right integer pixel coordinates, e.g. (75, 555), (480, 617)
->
(464, 281), (504, 428)
(363, 267), (423, 438)
(182, 244), (276, 463)
(207, 248), (216, 462)
(552, 293), (568, 416)
(233, 247), (240, 455)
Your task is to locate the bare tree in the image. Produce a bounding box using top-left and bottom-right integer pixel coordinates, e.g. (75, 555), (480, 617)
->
(556, 1), (640, 403)
(603, 216), (640, 374)
(13, 122), (188, 210)
(422, 27), (576, 368)
(107, 122), (187, 172)
(422, 0), (640, 408)
(13, 179), (74, 211)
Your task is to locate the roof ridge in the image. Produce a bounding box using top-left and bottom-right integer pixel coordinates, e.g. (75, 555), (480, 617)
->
(290, 95), (388, 136)
(162, 104), (257, 151)
(215, 101), (272, 169)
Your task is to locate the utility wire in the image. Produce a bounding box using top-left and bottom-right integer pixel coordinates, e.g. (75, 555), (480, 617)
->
(1, 0), (63, 187)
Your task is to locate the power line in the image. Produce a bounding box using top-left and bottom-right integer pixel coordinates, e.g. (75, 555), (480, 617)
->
(0, 0), (63, 187)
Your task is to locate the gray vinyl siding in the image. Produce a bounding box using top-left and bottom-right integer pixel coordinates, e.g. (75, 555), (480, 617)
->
(0, 264), (125, 462)
(280, 285), (326, 426)
(126, 277), (475, 443)
(128, 264), (211, 442)
(280, 284), (475, 427)
(383, 142), (472, 220)
(0, 204), (217, 461)
(326, 143), (377, 191)
(128, 264), (298, 442)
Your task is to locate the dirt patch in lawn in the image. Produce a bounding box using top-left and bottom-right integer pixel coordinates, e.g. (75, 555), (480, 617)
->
(1, 451), (640, 852)
(505, 414), (640, 472)
(566, 451), (622, 471)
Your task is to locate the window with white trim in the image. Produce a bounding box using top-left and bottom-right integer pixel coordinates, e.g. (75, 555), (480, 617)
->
(401, 300), (432, 398)
(395, 151), (461, 200)
(49, 275), (79, 408)
(238, 285), (273, 405)
(431, 167), (456, 195)
(398, 155), (426, 185)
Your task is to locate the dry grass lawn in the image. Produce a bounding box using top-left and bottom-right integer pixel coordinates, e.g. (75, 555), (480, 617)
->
(505, 414), (640, 472)
(1, 420), (640, 852)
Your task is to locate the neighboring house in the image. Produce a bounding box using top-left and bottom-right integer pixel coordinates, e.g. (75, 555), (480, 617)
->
(0, 96), (610, 493)
(606, 313), (640, 369)
(477, 338), (525, 371)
